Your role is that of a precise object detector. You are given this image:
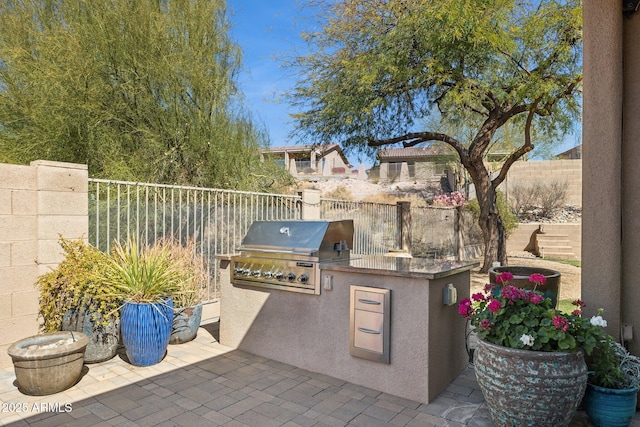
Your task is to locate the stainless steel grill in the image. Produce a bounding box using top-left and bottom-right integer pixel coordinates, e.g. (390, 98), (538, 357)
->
(231, 220), (354, 294)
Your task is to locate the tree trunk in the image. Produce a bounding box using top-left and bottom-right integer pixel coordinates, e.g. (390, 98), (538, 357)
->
(466, 164), (508, 273)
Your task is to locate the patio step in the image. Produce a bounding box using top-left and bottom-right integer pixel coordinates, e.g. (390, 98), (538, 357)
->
(535, 234), (576, 260)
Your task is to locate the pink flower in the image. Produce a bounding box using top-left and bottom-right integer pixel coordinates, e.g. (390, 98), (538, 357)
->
(528, 293), (544, 304)
(529, 273), (547, 285)
(484, 283), (495, 293)
(458, 298), (473, 318)
(552, 315), (570, 332)
(571, 309), (582, 316)
(488, 299), (502, 313)
(501, 285), (525, 300)
(472, 293), (485, 302)
(495, 272), (513, 284)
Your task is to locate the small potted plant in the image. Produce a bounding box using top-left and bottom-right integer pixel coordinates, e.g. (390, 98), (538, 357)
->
(37, 237), (121, 363)
(458, 272), (607, 426)
(158, 238), (207, 344)
(583, 334), (640, 427)
(100, 238), (182, 366)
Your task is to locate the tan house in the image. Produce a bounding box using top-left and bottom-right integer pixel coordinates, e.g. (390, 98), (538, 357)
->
(261, 144), (364, 180)
(377, 146), (458, 189)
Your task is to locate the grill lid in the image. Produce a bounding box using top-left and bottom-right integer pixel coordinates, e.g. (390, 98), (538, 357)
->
(238, 220), (354, 257)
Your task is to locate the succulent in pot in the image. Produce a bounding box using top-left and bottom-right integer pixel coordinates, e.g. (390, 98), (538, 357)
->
(100, 238), (183, 366)
(156, 238), (207, 344)
(36, 237), (121, 363)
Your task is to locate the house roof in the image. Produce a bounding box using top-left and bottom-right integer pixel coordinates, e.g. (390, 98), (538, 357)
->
(377, 146), (456, 161)
(261, 144), (351, 166)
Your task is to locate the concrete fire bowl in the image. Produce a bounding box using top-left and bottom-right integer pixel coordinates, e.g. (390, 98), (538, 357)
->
(7, 331), (89, 396)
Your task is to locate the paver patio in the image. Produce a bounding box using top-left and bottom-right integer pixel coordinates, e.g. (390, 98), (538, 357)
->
(0, 321), (637, 426)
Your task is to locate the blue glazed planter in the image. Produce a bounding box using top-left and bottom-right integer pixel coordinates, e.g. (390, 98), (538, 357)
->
(584, 383), (639, 427)
(121, 298), (173, 367)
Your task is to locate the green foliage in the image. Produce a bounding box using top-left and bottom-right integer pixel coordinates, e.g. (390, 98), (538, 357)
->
(288, 0), (581, 269)
(587, 336), (640, 390)
(156, 238), (208, 308)
(460, 274), (604, 355)
(101, 239), (183, 304)
(465, 191), (518, 237)
(0, 0), (286, 191)
(36, 237), (121, 332)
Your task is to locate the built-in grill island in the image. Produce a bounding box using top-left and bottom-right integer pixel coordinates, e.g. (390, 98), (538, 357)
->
(231, 220), (353, 294)
(219, 219), (478, 405)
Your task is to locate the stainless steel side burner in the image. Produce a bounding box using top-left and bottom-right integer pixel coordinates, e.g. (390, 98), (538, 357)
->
(231, 220), (354, 294)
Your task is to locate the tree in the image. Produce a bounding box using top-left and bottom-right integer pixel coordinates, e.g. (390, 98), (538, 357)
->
(0, 0), (291, 191)
(288, 0), (581, 271)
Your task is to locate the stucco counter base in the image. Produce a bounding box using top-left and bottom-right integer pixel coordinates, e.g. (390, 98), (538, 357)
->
(219, 256), (476, 404)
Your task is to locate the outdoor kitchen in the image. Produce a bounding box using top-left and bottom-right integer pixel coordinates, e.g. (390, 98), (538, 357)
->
(219, 219), (476, 404)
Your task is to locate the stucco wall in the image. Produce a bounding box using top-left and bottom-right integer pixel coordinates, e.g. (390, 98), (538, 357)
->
(0, 161), (88, 368)
(582, 0), (626, 346)
(219, 259), (470, 404)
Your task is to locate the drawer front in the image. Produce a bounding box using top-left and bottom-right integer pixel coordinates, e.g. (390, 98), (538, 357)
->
(353, 310), (384, 354)
(353, 290), (385, 313)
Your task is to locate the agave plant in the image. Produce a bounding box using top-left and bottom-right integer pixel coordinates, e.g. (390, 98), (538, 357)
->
(102, 239), (183, 304)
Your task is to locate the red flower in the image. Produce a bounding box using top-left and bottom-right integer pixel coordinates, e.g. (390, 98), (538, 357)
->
(552, 315), (570, 332)
(472, 293), (485, 302)
(458, 298), (473, 318)
(495, 272), (514, 283)
(572, 299), (587, 309)
(488, 299), (502, 313)
(529, 273), (547, 285)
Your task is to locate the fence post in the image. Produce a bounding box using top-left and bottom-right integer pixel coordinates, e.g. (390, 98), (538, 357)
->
(455, 205), (464, 260)
(300, 189), (321, 220)
(398, 201), (412, 254)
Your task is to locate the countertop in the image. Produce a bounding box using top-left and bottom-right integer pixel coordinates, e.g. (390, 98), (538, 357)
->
(320, 255), (479, 280)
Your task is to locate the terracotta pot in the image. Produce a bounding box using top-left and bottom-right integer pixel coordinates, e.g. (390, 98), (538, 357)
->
(489, 265), (561, 307)
(7, 331), (89, 396)
(474, 338), (587, 427)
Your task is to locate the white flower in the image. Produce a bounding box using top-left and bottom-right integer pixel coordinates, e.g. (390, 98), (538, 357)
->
(520, 334), (535, 347)
(590, 315), (608, 327)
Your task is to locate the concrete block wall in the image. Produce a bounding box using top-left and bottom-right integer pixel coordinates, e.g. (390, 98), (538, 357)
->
(499, 159), (582, 207)
(0, 160), (88, 368)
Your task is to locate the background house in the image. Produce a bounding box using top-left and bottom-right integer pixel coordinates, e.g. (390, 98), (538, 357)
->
(377, 146), (458, 191)
(261, 144), (365, 180)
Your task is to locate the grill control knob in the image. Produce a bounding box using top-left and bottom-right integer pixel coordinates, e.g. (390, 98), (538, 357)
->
(252, 269), (261, 277)
(287, 273), (296, 281)
(263, 271), (273, 279)
(298, 274), (309, 283)
(234, 267), (243, 275)
(275, 272), (284, 280)
(242, 268), (252, 276)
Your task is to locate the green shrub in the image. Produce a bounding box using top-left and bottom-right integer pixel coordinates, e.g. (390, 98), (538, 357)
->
(37, 238), (120, 332)
(465, 190), (518, 237)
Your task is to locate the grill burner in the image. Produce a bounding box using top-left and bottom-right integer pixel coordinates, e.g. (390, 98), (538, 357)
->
(232, 220), (354, 294)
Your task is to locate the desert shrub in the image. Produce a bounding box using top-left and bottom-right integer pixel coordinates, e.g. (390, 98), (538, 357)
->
(323, 185), (354, 200)
(509, 180), (567, 220)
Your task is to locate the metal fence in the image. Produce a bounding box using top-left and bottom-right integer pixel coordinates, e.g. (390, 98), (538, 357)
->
(88, 179), (301, 302)
(320, 199), (400, 255)
(88, 178), (482, 302)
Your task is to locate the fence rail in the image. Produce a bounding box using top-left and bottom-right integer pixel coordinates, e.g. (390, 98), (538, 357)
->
(88, 179), (301, 302)
(88, 179), (483, 303)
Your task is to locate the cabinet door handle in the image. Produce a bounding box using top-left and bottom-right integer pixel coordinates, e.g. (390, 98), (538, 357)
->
(357, 327), (381, 334)
(358, 298), (381, 305)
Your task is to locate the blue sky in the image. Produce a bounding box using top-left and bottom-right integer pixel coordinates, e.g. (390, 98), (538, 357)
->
(228, 0), (309, 148)
(227, 0), (581, 163)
